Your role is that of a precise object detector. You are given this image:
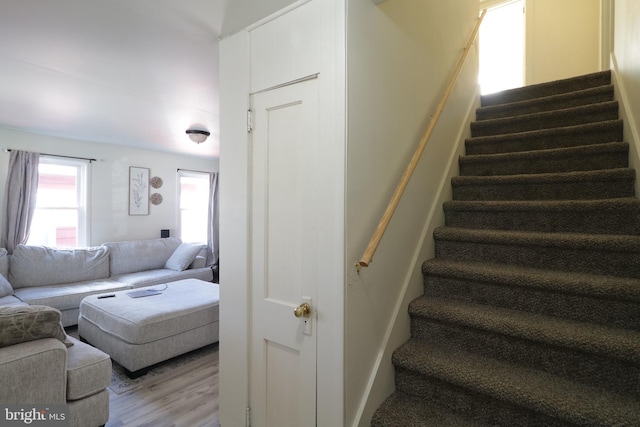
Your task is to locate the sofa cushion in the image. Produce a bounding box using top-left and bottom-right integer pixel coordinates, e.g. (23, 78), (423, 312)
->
(0, 295), (28, 307)
(165, 243), (204, 271)
(0, 305), (68, 348)
(111, 267), (213, 288)
(0, 248), (7, 278)
(103, 237), (181, 276)
(65, 336), (111, 401)
(0, 273), (12, 297)
(9, 245), (110, 289)
(13, 279), (132, 311)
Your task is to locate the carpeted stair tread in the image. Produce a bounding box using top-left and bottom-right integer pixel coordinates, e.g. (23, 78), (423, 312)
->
(421, 259), (640, 330)
(408, 296), (640, 364)
(434, 226), (640, 254)
(371, 391), (490, 427)
(443, 197), (640, 234)
(465, 120), (623, 155)
(459, 141), (628, 176)
(476, 85), (614, 121)
(452, 168), (635, 201)
(422, 258), (640, 303)
(470, 101), (619, 138)
(434, 226), (640, 277)
(480, 70), (611, 107)
(392, 339), (640, 426)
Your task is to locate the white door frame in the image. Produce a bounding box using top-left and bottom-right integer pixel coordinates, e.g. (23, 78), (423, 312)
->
(218, 1), (346, 426)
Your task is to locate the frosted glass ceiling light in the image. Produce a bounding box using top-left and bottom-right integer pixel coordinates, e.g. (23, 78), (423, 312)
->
(186, 129), (210, 144)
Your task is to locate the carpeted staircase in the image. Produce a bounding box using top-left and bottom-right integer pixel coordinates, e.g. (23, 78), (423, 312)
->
(372, 70), (640, 426)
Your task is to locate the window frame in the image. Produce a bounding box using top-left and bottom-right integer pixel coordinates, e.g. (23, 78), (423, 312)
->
(27, 156), (90, 248)
(177, 170), (210, 244)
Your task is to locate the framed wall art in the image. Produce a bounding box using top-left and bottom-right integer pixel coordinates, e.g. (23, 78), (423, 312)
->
(129, 166), (150, 215)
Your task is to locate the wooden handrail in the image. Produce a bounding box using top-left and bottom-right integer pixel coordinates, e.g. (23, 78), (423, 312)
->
(357, 10), (486, 271)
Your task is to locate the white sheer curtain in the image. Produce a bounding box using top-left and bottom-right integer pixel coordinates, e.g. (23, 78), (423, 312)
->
(1, 150), (39, 254)
(207, 172), (219, 275)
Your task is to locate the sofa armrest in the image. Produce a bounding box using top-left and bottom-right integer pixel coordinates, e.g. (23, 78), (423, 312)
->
(189, 255), (206, 269)
(0, 338), (67, 404)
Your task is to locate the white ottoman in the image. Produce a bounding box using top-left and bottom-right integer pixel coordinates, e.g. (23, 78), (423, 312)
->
(78, 279), (219, 377)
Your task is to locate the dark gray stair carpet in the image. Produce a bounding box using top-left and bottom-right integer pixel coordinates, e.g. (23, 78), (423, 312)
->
(470, 101), (619, 138)
(422, 259), (640, 329)
(480, 70), (612, 107)
(476, 85), (614, 121)
(465, 119), (623, 155)
(459, 141), (629, 176)
(452, 168), (635, 201)
(392, 340), (640, 426)
(443, 198), (640, 235)
(372, 70), (640, 426)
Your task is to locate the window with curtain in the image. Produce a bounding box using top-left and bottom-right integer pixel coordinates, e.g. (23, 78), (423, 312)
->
(178, 170), (210, 244)
(26, 156), (89, 247)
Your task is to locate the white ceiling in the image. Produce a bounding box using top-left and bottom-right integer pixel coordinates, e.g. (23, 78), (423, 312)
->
(0, 0), (295, 159)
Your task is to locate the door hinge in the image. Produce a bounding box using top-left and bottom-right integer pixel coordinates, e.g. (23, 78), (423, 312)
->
(246, 407), (251, 427)
(247, 109), (253, 133)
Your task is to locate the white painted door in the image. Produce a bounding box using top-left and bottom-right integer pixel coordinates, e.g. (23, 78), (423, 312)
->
(249, 77), (319, 427)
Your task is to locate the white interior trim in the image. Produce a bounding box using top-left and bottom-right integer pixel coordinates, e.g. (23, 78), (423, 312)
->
(611, 52), (640, 197)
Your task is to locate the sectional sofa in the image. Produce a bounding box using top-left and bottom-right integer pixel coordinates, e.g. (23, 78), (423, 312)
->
(0, 237), (213, 326)
(0, 237), (214, 427)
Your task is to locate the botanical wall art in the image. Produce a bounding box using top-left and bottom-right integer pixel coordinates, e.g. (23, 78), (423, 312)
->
(129, 166), (149, 215)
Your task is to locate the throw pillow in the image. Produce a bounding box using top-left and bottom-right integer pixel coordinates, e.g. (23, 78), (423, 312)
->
(0, 305), (70, 348)
(0, 273), (12, 298)
(165, 243), (203, 271)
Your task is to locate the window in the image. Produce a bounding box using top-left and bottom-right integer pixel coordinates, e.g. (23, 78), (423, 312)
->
(178, 170), (210, 244)
(479, 0), (525, 94)
(27, 157), (89, 248)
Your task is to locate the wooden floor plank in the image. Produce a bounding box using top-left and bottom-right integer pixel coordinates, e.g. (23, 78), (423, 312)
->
(105, 348), (219, 427)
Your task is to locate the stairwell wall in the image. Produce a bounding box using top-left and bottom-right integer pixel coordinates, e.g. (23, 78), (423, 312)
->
(345, 1), (479, 425)
(612, 0), (640, 195)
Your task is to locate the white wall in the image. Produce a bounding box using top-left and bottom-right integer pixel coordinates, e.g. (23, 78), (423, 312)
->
(0, 127), (218, 245)
(345, 0), (479, 425)
(525, 0), (601, 84)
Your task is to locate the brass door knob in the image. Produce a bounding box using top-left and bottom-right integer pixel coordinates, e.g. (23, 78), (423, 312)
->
(294, 302), (311, 318)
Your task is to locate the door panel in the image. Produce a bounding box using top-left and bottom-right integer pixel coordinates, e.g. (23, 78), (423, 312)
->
(250, 78), (319, 427)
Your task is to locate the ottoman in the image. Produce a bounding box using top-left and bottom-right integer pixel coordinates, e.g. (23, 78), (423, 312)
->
(78, 278), (219, 377)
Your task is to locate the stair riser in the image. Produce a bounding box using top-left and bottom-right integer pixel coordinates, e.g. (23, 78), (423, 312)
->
(466, 121), (623, 156)
(452, 177), (635, 201)
(443, 207), (640, 235)
(394, 368), (574, 427)
(476, 88), (614, 121)
(471, 103), (619, 138)
(422, 274), (640, 330)
(434, 239), (640, 278)
(481, 71), (611, 107)
(459, 151), (628, 177)
(409, 317), (640, 398)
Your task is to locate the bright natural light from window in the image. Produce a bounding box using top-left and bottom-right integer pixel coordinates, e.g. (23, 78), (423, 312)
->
(179, 171), (210, 244)
(479, 0), (524, 95)
(27, 158), (88, 248)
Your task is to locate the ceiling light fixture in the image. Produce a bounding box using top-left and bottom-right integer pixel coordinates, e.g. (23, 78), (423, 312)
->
(186, 129), (210, 144)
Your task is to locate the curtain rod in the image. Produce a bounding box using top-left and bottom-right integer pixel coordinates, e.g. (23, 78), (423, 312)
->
(4, 149), (96, 163)
(177, 168), (214, 174)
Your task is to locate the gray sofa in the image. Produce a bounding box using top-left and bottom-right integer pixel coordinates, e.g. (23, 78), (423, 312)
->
(0, 237), (213, 326)
(0, 305), (112, 427)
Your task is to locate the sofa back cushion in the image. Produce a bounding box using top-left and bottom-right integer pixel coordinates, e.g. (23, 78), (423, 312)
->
(0, 248), (8, 278)
(9, 245), (110, 289)
(103, 237), (182, 276)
